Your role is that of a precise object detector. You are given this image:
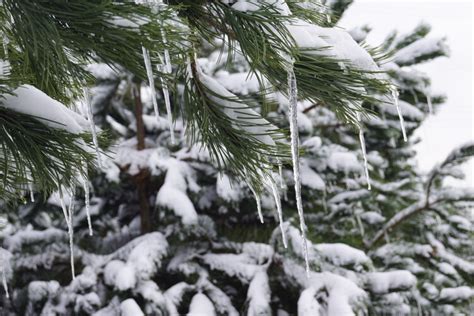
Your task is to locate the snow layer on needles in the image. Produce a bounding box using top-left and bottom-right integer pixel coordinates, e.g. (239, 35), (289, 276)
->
(200, 72), (279, 148)
(439, 286), (474, 302)
(284, 259), (367, 316)
(155, 156), (199, 225)
(300, 159), (325, 190)
(327, 151), (362, 173)
(120, 298), (144, 316)
(188, 293), (216, 316)
(315, 243), (369, 267)
(246, 270), (271, 316)
(287, 20), (381, 73)
(1, 85), (88, 133)
(394, 37), (449, 65)
(365, 270), (416, 294)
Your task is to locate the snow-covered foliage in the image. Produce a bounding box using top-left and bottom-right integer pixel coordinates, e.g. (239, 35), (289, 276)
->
(1, 1), (472, 315)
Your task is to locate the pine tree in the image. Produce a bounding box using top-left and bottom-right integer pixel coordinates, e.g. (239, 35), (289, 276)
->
(1, 1), (472, 315)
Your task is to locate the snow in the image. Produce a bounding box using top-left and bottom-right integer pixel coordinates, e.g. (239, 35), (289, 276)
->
(155, 158), (199, 225)
(360, 212), (385, 225)
(327, 151), (362, 173)
(314, 243), (369, 267)
(246, 270), (271, 316)
(284, 259), (367, 316)
(300, 160), (325, 191)
(202, 253), (258, 283)
(216, 71), (262, 95)
(199, 71), (279, 148)
(216, 173), (243, 202)
(439, 286), (473, 302)
(242, 242), (274, 265)
(127, 232), (168, 279)
(87, 63), (118, 80)
(380, 99), (424, 121)
(120, 298), (145, 316)
(365, 271), (416, 294)
(28, 280), (60, 302)
(298, 287), (320, 316)
(1, 85), (87, 133)
(301, 136), (322, 153)
(394, 37), (449, 65)
(287, 20), (381, 74)
(232, 0), (260, 12)
(188, 293), (216, 316)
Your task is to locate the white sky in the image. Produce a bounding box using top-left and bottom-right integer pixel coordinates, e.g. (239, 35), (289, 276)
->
(339, 0), (473, 187)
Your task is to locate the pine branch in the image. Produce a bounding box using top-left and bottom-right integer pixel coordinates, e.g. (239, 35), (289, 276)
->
(0, 107), (95, 200)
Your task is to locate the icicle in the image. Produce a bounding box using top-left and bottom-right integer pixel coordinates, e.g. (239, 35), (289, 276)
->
(278, 162), (285, 189)
(384, 231), (390, 244)
(28, 183), (35, 202)
(355, 212), (365, 237)
(81, 174), (93, 236)
(67, 188), (76, 280)
(287, 69), (310, 275)
(83, 88), (103, 168)
(338, 61), (348, 74)
(269, 177), (287, 248)
(186, 56), (193, 79)
(325, 11), (332, 24)
(2, 34), (9, 59)
(156, 8), (175, 144)
(390, 85), (407, 142)
(59, 187), (75, 279)
(142, 46), (160, 119)
(249, 185), (264, 224)
(426, 93), (433, 114)
(156, 62), (175, 145)
(356, 113), (371, 190)
(322, 189), (327, 213)
(2, 266), (8, 298)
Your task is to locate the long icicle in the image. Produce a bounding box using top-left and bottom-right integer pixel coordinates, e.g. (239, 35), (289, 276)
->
(59, 187), (75, 279)
(84, 88), (103, 168)
(28, 183), (35, 202)
(142, 46), (160, 119)
(357, 113), (371, 190)
(158, 4), (175, 144)
(157, 60), (175, 145)
(287, 69), (310, 274)
(81, 173), (93, 236)
(391, 85), (407, 142)
(269, 176), (287, 248)
(2, 266), (8, 298)
(249, 185), (264, 224)
(67, 187), (76, 280)
(426, 93), (433, 114)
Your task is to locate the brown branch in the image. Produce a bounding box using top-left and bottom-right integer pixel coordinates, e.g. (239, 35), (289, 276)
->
(132, 83), (151, 234)
(302, 103), (321, 114)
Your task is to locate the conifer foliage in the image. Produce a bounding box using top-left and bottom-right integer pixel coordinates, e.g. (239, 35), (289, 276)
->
(0, 0), (472, 315)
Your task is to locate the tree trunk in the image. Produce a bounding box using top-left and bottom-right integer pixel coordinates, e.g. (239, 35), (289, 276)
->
(132, 83), (152, 234)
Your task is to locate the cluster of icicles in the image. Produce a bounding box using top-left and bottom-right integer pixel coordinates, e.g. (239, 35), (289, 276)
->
(1, 36), (414, 299)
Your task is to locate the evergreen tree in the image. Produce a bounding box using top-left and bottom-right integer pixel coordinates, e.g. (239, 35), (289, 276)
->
(1, 1), (472, 315)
